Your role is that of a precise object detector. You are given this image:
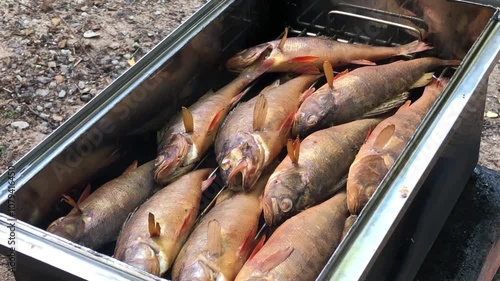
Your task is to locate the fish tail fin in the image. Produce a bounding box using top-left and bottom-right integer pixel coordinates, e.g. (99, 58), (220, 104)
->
(398, 40), (433, 56)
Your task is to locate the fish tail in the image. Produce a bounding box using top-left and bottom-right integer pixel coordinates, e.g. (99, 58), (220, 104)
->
(397, 40), (433, 56)
(440, 59), (462, 67)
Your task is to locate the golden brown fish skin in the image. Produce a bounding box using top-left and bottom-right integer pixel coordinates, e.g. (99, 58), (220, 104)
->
(235, 191), (349, 281)
(347, 78), (449, 214)
(172, 163), (276, 281)
(154, 60), (273, 186)
(293, 57), (460, 138)
(46, 160), (157, 250)
(215, 74), (321, 192)
(226, 36), (431, 74)
(263, 118), (382, 227)
(113, 168), (212, 276)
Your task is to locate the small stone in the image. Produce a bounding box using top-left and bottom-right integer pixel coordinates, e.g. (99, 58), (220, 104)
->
(49, 81), (57, 89)
(83, 30), (99, 38)
(60, 65), (69, 74)
(36, 105), (43, 111)
(80, 94), (92, 102)
(58, 90), (67, 98)
(133, 42), (141, 49)
(111, 60), (119, 65)
(81, 88), (90, 94)
(109, 42), (120, 50)
(81, 12), (89, 16)
(11, 121), (29, 129)
(485, 111), (499, 118)
(68, 57), (75, 62)
(55, 75), (64, 83)
(154, 11), (162, 15)
(147, 32), (154, 37)
(128, 16), (134, 20)
(40, 113), (49, 119)
(81, 6), (88, 11)
(61, 49), (72, 56)
(119, 62), (127, 67)
(36, 89), (50, 97)
(51, 18), (61, 26)
(48, 61), (57, 68)
(44, 102), (53, 109)
(52, 114), (63, 122)
(78, 81), (86, 89)
(123, 54), (132, 60)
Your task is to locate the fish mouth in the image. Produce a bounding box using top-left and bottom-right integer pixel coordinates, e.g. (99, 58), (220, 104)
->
(154, 133), (194, 185)
(177, 259), (227, 281)
(225, 43), (273, 73)
(46, 216), (85, 242)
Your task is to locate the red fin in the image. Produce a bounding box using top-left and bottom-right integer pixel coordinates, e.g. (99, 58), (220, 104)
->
(238, 230), (257, 258)
(279, 112), (296, 138)
(373, 124), (395, 150)
(350, 59), (376, 66)
(291, 56), (319, 63)
(286, 135), (300, 164)
(258, 246), (294, 273)
(230, 92), (244, 107)
(77, 184), (91, 205)
(295, 65), (321, 74)
(201, 174), (216, 192)
(365, 127), (373, 143)
(148, 212), (161, 238)
(300, 87), (315, 103)
(123, 160), (138, 175)
(178, 210), (195, 238)
(208, 109), (224, 134)
(334, 69), (349, 81)
(207, 219), (222, 257)
(248, 234), (266, 261)
(182, 106), (194, 133)
(61, 194), (82, 213)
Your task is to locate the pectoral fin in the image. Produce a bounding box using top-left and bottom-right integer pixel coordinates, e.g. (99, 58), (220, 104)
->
(148, 212), (161, 238)
(253, 94), (268, 131)
(207, 219), (222, 257)
(182, 106), (194, 133)
(248, 234), (266, 261)
(77, 184), (91, 205)
(373, 124), (396, 150)
(286, 136), (300, 164)
(361, 92), (410, 118)
(258, 247), (294, 273)
(291, 56), (320, 63)
(350, 59), (376, 66)
(61, 195), (83, 214)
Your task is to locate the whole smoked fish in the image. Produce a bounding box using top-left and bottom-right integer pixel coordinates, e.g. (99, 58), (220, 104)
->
(215, 74), (320, 192)
(226, 27), (432, 74)
(263, 118), (382, 226)
(154, 58), (273, 186)
(113, 168), (214, 276)
(347, 77), (449, 214)
(47, 160), (157, 250)
(235, 191), (349, 281)
(172, 163), (277, 281)
(293, 58), (460, 138)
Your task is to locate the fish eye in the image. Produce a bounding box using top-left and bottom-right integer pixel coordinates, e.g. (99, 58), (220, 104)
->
(307, 115), (318, 126)
(279, 198), (293, 213)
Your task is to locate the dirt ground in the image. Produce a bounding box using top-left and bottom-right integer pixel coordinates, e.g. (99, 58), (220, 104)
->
(0, 1), (499, 281)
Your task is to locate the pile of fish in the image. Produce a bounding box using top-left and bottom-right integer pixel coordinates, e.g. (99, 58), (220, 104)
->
(46, 28), (457, 280)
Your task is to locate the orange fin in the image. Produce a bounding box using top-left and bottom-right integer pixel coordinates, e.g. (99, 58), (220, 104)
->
(181, 106), (194, 133)
(123, 160), (138, 175)
(253, 94), (268, 131)
(208, 109), (224, 134)
(77, 184), (91, 205)
(350, 59), (376, 66)
(300, 87), (316, 103)
(373, 124), (395, 150)
(258, 246), (294, 273)
(279, 112), (295, 137)
(238, 230), (257, 258)
(177, 210), (195, 238)
(286, 135), (300, 164)
(334, 69), (349, 81)
(207, 219), (222, 257)
(365, 127), (373, 143)
(278, 27), (288, 51)
(323, 61), (334, 88)
(201, 174), (217, 192)
(291, 56), (319, 63)
(295, 65), (321, 74)
(148, 212), (161, 238)
(61, 195), (82, 213)
(248, 234), (266, 261)
(230, 92), (245, 107)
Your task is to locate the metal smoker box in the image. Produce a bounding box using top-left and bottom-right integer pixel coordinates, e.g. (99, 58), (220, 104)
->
(0, 0), (499, 280)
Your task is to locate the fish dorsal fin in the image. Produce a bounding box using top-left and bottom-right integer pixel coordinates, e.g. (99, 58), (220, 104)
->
(373, 124), (395, 150)
(410, 72), (434, 89)
(253, 94), (268, 131)
(123, 160), (138, 175)
(181, 106), (194, 133)
(148, 212), (161, 238)
(361, 92), (410, 118)
(77, 184), (91, 205)
(286, 136), (300, 164)
(323, 61), (334, 88)
(201, 174), (217, 192)
(279, 112), (295, 137)
(208, 108), (225, 134)
(278, 27), (288, 51)
(61, 195), (83, 214)
(207, 219), (222, 257)
(258, 246), (294, 273)
(238, 230), (257, 258)
(300, 87), (316, 103)
(248, 234), (266, 261)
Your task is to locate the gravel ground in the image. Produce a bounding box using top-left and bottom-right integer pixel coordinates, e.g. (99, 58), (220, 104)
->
(0, 1), (499, 281)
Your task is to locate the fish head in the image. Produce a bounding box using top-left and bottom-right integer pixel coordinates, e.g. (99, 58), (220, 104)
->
(175, 259), (227, 281)
(292, 86), (336, 137)
(46, 213), (90, 242)
(225, 43), (274, 73)
(347, 155), (388, 214)
(219, 134), (265, 192)
(119, 242), (163, 276)
(263, 170), (308, 226)
(154, 133), (196, 185)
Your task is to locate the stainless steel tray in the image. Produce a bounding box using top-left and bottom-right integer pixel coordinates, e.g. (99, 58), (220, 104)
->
(0, 0), (499, 280)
